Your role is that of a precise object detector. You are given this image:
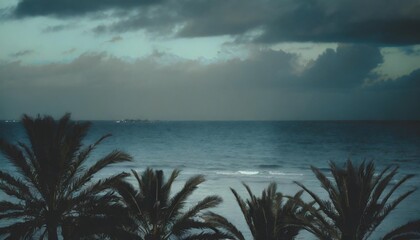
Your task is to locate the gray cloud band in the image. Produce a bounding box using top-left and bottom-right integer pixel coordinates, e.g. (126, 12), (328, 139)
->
(10, 0), (420, 45)
(1, 45), (419, 120)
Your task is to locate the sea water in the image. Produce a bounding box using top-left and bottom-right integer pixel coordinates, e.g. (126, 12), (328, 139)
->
(1, 121), (420, 239)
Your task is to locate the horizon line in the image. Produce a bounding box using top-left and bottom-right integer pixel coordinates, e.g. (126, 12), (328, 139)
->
(2, 119), (420, 122)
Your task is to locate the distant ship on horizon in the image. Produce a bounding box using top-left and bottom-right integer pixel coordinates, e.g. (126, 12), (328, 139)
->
(115, 119), (154, 123)
(3, 120), (18, 123)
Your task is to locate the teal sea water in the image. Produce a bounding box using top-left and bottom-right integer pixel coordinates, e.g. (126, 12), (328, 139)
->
(1, 121), (420, 239)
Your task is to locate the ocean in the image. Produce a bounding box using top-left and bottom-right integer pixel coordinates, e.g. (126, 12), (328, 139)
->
(1, 121), (420, 239)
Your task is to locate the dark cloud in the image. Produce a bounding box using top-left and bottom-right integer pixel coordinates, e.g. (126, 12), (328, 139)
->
(10, 50), (34, 57)
(255, 0), (420, 45)
(91, 6), (179, 35)
(372, 69), (420, 90)
(135, 0), (420, 45)
(1, 46), (419, 120)
(176, 0), (269, 37)
(298, 45), (383, 88)
(10, 0), (420, 45)
(14, 0), (163, 17)
(362, 69), (420, 119)
(393, 69), (420, 89)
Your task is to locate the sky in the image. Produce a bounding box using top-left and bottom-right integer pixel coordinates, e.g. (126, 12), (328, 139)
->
(0, 0), (419, 120)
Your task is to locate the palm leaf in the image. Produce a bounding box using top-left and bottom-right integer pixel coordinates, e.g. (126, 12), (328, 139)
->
(202, 211), (245, 240)
(382, 220), (420, 240)
(66, 151), (132, 196)
(0, 140), (39, 194)
(171, 196), (222, 236)
(166, 175), (205, 223)
(60, 133), (112, 196)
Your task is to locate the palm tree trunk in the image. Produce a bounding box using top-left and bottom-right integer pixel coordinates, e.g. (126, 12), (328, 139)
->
(341, 234), (356, 240)
(46, 215), (59, 240)
(47, 225), (58, 240)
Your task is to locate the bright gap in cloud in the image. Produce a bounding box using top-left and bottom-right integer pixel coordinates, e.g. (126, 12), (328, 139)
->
(374, 46), (420, 79)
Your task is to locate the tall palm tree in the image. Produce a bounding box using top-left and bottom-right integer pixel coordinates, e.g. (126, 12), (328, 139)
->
(0, 114), (132, 239)
(294, 160), (416, 240)
(204, 183), (310, 240)
(113, 168), (232, 240)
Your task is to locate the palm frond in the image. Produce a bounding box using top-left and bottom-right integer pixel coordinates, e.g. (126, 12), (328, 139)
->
(66, 151), (132, 196)
(171, 196), (222, 236)
(0, 218), (44, 239)
(0, 171), (34, 201)
(60, 133), (112, 195)
(181, 231), (234, 240)
(72, 172), (130, 206)
(382, 220), (420, 240)
(162, 169), (181, 201)
(293, 181), (337, 230)
(179, 195), (222, 222)
(231, 186), (256, 238)
(166, 174), (205, 222)
(0, 201), (24, 213)
(0, 140), (39, 193)
(114, 177), (143, 217)
(202, 211), (245, 240)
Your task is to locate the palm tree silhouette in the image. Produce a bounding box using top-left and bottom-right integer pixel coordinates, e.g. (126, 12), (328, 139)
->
(294, 160), (416, 240)
(0, 114), (132, 239)
(382, 220), (420, 240)
(114, 168), (231, 240)
(205, 183), (309, 240)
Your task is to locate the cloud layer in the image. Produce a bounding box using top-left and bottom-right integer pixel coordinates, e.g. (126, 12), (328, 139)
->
(11, 0), (420, 45)
(1, 45), (419, 120)
(14, 0), (162, 17)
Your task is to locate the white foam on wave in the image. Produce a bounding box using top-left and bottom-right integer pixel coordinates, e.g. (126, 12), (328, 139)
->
(215, 170), (260, 176)
(238, 170), (259, 175)
(215, 171), (238, 176)
(268, 171), (304, 176)
(215, 170), (306, 177)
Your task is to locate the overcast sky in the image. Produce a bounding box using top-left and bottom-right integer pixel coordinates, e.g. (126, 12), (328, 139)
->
(0, 0), (419, 120)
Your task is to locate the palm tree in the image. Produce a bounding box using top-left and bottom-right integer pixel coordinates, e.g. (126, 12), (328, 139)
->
(0, 114), (132, 239)
(382, 220), (420, 240)
(113, 168), (232, 240)
(204, 183), (309, 240)
(294, 160), (416, 240)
